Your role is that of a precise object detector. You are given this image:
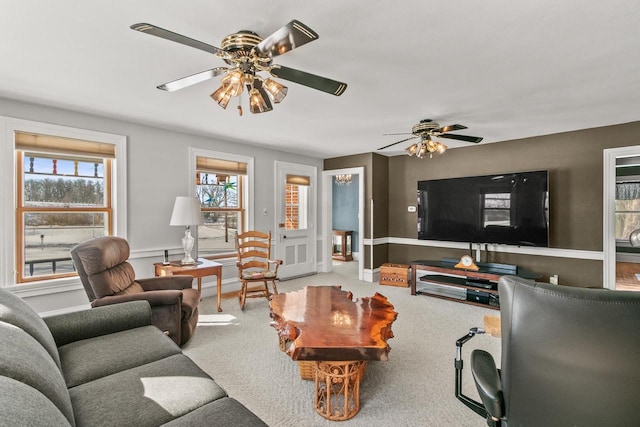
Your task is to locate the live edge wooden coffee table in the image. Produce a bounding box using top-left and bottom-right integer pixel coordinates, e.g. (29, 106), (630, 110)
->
(269, 285), (398, 420)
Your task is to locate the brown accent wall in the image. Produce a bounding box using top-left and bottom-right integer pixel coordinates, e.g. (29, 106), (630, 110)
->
(326, 121), (640, 286)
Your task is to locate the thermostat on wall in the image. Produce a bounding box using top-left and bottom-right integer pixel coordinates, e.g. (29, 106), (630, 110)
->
(407, 206), (417, 212)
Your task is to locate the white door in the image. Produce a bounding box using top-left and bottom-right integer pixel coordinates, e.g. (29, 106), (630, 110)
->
(275, 161), (316, 279)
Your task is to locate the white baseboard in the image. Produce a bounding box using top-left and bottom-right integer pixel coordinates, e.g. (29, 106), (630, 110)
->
(363, 268), (379, 283)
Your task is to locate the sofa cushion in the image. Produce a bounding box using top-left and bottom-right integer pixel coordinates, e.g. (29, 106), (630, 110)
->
(58, 325), (182, 387)
(69, 354), (227, 427)
(0, 286), (61, 368)
(0, 321), (75, 426)
(160, 397), (267, 427)
(0, 375), (72, 427)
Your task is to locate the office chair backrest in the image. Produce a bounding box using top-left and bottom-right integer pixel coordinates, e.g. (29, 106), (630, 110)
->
(499, 276), (640, 425)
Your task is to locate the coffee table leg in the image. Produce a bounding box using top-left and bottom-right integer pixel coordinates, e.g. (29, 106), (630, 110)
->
(314, 360), (366, 420)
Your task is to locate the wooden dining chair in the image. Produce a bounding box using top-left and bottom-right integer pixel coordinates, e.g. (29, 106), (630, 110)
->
(236, 230), (282, 309)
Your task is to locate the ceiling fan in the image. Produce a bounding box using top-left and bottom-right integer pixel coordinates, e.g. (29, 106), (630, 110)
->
(130, 20), (347, 115)
(379, 119), (483, 158)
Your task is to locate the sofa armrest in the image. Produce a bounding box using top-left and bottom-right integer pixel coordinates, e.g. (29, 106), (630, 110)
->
(471, 349), (504, 421)
(91, 290), (183, 308)
(44, 300), (152, 347)
(137, 275), (193, 291)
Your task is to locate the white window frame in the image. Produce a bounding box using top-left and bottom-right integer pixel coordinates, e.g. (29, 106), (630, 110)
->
(0, 117), (127, 291)
(615, 177), (640, 244)
(189, 148), (254, 257)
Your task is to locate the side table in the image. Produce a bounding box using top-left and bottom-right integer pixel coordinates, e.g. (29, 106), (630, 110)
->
(154, 258), (223, 312)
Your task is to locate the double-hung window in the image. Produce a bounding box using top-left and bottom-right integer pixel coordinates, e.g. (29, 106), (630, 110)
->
(1, 117), (126, 287)
(615, 179), (640, 242)
(193, 151), (252, 258)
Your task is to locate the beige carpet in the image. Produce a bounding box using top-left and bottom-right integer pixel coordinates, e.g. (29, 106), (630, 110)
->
(182, 262), (500, 426)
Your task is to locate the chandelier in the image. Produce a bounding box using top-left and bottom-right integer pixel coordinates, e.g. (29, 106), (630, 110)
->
(335, 174), (352, 185)
(405, 136), (447, 159)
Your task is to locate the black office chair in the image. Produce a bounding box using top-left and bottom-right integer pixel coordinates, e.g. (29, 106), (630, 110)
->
(455, 275), (640, 427)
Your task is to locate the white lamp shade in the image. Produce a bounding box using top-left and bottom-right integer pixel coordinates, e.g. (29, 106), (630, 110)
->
(169, 196), (204, 226)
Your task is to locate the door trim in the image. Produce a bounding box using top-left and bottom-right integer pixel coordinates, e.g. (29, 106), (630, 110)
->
(321, 167), (365, 281)
(603, 145), (640, 290)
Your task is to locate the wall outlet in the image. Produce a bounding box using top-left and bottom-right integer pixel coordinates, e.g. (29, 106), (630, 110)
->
(550, 274), (559, 285)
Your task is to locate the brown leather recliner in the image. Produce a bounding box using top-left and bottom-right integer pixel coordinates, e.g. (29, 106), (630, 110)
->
(70, 236), (199, 346)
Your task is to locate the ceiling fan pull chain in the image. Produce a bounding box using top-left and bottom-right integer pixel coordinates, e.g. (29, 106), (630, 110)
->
(237, 95), (243, 116)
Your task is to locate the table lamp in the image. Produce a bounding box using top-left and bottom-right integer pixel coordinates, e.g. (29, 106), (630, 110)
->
(170, 196), (204, 265)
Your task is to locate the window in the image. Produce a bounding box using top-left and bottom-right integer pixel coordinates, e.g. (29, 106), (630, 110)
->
(615, 180), (640, 241)
(193, 152), (252, 257)
(285, 174), (310, 230)
(1, 117), (126, 287)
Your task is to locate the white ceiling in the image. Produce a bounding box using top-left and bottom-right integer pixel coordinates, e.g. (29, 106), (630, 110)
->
(1, 1), (639, 158)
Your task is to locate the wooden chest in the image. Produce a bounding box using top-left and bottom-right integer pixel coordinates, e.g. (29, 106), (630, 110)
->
(380, 263), (410, 287)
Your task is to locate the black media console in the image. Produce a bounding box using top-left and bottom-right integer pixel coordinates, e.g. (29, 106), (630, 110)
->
(410, 259), (540, 310)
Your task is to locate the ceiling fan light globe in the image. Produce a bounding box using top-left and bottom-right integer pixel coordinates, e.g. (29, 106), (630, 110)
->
(417, 143), (429, 159)
(249, 88), (269, 114)
(406, 143), (419, 156)
(210, 85), (232, 109)
(435, 142), (447, 155)
(263, 78), (288, 103)
(221, 70), (245, 97)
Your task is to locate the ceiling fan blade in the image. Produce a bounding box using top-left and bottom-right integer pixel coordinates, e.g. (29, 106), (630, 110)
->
(157, 68), (228, 92)
(269, 65), (347, 96)
(437, 124), (467, 134)
(378, 136), (418, 151)
(383, 132), (413, 136)
(255, 20), (318, 58)
(130, 23), (225, 56)
(437, 133), (483, 143)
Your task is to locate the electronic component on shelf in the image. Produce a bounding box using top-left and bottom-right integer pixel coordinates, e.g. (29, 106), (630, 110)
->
(466, 289), (491, 305)
(465, 278), (496, 290)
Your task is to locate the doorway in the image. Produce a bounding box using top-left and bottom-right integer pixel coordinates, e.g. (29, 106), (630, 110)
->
(321, 167), (365, 281)
(604, 146), (640, 291)
(274, 161), (317, 279)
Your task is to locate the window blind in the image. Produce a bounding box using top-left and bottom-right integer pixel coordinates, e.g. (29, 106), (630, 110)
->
(196, 156), (247, 175)
(286, 174), (310, 186)
(15, 132), (116, 159)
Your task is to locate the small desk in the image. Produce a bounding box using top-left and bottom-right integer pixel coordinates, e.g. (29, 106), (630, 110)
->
(154, 258), (223, 312)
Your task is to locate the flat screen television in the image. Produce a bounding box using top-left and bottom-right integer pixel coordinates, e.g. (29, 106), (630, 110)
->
(417, 170), (549, 247)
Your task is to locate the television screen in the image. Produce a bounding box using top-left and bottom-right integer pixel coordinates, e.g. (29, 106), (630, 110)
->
(417, 170), (549, 247)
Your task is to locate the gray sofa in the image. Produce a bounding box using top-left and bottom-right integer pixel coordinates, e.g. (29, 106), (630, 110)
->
(0, 286), (266, 426)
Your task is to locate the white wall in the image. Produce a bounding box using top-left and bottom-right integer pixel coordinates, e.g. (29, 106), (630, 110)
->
(0, 96), (323, 313)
